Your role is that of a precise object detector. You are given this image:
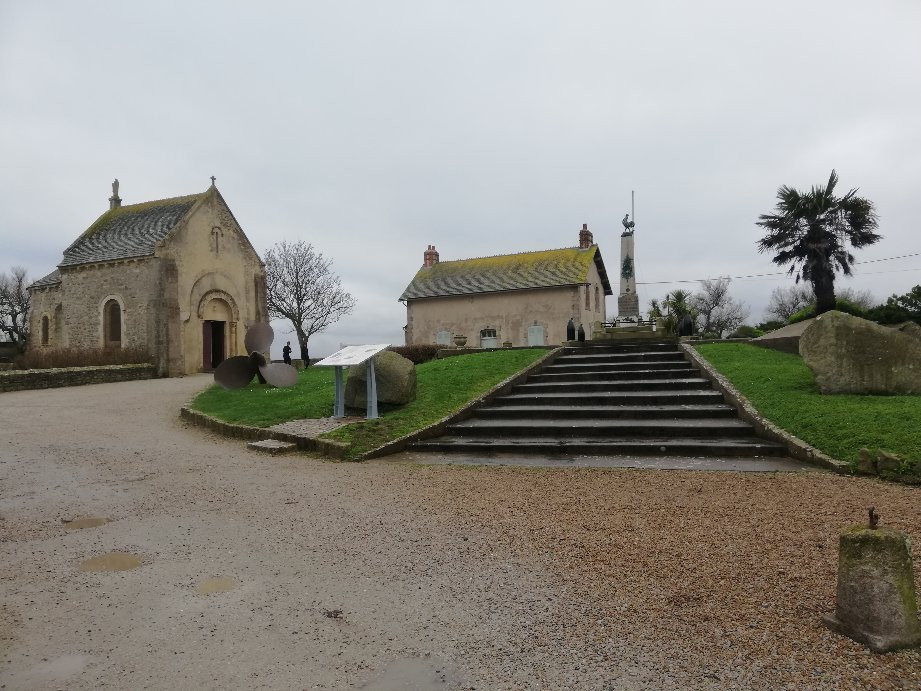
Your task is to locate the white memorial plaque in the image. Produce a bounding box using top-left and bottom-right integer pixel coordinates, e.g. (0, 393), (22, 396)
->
(314, 344), (392, 420)
(315, 344), (390, 368)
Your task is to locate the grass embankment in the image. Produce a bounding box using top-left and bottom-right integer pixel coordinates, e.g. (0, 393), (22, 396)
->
(695, 342), (921, 465)
(323, 349), (548, 458)
(189, 349), (549, 457)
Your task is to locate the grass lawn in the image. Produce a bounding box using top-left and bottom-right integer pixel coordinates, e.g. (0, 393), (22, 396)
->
(189, 349), (549, 457)
(190, 365), (336, 427)
(322, 349), (548, 458)
(695, 342), (921, 465)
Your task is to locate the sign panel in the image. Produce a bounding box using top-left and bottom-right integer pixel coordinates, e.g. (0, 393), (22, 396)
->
(314, 344), (390, 368)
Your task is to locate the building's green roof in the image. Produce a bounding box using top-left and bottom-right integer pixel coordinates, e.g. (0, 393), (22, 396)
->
(59, 193), (203, 267)
(399, 246), (612, 300)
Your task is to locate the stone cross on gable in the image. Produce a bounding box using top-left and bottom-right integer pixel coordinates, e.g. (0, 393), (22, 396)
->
(211, 226), (223, 255)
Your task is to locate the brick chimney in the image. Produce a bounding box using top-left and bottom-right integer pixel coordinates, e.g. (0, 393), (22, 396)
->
(579, 223), (593, 249)
(423, 244), (440, 267)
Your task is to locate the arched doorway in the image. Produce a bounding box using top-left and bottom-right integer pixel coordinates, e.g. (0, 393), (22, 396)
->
(201, 297), (233, 371)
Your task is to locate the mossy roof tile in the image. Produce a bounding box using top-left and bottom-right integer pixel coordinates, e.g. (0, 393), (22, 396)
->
(399, 246), (611, 300)
(59, 194), (202, 268)
(30, 269), (62, 288)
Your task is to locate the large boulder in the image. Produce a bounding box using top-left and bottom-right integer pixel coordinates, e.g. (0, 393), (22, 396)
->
(799, 311), (921, 394)
(344, 350), (416, 408)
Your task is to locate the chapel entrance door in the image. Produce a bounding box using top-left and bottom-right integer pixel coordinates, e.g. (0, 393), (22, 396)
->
(202, 320), (226, 371)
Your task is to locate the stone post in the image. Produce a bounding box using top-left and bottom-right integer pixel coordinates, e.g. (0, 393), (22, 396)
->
(822, 523), (921, 652)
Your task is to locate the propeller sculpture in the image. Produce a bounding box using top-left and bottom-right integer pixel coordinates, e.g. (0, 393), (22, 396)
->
(214, 323), (299, 389)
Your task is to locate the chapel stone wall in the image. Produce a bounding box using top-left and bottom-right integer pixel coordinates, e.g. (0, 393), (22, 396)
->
(58, 259), (161, 354)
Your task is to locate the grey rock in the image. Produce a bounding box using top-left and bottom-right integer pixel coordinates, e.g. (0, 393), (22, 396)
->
(345, 350), (416, 408)
(799, 311), (921, 394)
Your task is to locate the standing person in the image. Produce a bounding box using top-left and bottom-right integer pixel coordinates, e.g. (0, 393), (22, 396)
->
(300, 340), (309, 368)
(282, 341), (292, 365)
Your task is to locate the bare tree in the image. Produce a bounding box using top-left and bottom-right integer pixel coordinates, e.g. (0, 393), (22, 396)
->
(766, 285), (874, 322)
(836, 286), (875, 311)
(692, 277), (748, 338)
(765, 285), (813, 322)
(0, 266), (31, 351)
(264, 241), (355, 360)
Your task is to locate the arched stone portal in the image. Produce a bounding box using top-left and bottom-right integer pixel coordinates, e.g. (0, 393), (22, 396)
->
(197, 291), (238, 371)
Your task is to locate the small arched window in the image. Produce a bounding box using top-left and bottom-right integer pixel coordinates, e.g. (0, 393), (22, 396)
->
(41, 315), (50, 346)
(585, 285), (590, 310)
(595, 285), (600, 313)
(104, 299), (122, 347)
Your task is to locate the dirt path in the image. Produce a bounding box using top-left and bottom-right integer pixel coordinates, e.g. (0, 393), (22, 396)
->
(1, 376), (919, 689)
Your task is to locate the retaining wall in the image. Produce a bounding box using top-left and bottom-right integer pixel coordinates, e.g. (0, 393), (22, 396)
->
(0, 364), (156, 393)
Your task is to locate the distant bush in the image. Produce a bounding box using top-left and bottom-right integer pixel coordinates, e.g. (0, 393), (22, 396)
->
(699, 331), (721, 340)
(388, 344), (439, 364)
(756, 320), (785, 333)
(788, 299), (866, 324)
(728, 325), (764, 339)
(13, 347), (152, 370)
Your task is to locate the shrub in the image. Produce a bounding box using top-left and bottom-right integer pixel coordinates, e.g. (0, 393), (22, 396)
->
(388, 344), (440, 364)
(13, 347), (152, 370)
(788, 299), (866, 324)
(729, 325), (764, 339)
(756, 320), (785, 333)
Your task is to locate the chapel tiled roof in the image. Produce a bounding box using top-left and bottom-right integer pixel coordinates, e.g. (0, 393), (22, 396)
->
(29, 269), (62, 289)
(399, 246), (612, 301)
(58, 194), (202, 268)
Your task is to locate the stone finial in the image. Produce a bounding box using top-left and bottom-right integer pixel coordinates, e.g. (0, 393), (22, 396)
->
(108, 178), (122, 210)
(579, 223), (593, 249)
(423, 245), (439, 268)
(822, 524), (921, 652)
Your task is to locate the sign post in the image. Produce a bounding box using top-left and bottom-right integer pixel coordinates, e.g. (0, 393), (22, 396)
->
(315, 344), (390, 420)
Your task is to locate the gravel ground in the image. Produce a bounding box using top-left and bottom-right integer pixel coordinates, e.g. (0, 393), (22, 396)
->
(1, 376), (919, 690)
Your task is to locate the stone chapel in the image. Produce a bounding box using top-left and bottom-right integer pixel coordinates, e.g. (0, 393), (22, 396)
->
(28, 180), (267, 376)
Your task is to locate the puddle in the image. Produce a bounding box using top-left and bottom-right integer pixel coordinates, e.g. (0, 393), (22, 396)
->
(79, 551), (143, 572)
(197, 577), (237, 595)
(63, 516), (111, 530)
(362, 656), (462, 690)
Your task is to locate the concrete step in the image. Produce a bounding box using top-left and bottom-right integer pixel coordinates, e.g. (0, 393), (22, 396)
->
(411, 437), (787, 457)
(545, 360), (692, 373)
(515, 378), (712, 393)
(472, 404), (738, 419)
(556, 351), (686, 364)
(530, 368), (698, 383)
(562, 343), (679, 353)
(495, 390), (726, 405)
(446, 417), (756, 439)
(247, 439), (297, 455)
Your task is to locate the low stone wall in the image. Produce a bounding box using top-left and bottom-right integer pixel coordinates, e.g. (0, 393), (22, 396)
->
(682, 344), (849, 473)
(0, 364), (156, 393)
(178, 407), (349, 459)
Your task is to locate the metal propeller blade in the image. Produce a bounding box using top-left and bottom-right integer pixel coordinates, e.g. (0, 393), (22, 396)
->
(258, 362), (299, 388)
(244, 322), (274, 354)
(214, 355), (257, 389)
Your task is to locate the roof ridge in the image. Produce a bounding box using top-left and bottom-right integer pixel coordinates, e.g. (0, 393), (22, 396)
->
(432, 245), (592, 265)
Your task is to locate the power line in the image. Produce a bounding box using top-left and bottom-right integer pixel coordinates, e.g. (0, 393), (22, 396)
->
(636, 251), (920, 286)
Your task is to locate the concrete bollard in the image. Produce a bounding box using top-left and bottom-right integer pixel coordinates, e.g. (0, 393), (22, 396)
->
(822, 510), (921, 653)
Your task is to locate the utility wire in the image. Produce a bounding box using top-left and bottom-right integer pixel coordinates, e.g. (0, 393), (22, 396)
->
(636, 251), (920, 286)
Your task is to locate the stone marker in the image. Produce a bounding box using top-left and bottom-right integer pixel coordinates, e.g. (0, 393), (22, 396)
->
(799, 311), (921, 394)
(345, 350), (416, 408)
(822, 510), (921, 652)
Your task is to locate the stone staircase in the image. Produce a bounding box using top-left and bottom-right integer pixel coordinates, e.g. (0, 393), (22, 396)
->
(411, 342), (788, 457)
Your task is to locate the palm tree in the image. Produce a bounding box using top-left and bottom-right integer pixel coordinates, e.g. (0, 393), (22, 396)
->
(756, 170), (880, 315)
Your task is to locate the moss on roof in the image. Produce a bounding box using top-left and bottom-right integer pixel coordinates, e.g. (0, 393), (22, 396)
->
(59, 192), (204, 268)
(400, 246), (611, 300)
(76, 193), (204, 241)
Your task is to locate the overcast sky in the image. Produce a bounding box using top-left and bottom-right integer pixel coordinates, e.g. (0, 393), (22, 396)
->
(2, 1), (919, 357)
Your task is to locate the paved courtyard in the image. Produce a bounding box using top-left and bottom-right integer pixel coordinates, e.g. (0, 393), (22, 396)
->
(1, 376), (919, 689)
